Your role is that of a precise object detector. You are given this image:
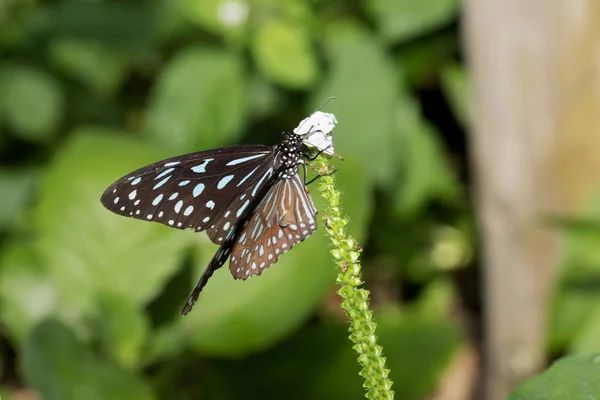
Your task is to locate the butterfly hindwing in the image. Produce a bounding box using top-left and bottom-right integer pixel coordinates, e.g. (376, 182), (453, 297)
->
(229, 173), (318, 279)
(100, 145), (275, 244)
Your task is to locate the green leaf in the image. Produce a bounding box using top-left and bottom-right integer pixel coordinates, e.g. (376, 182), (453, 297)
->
(395, 99), (461, 216)
(441, 64), (471, 127)
(0, 65), (64, 142)
(33, 130), (192, 318)
(508, 354), (600, 400)
(570, 305), (600, 354)
(415, 278), (457, 319)
(182, 0), (249, 38)
(367, 0), (459, 43)
(22, 319), (155, 400)
(550, 190), (600, 351)
(204, 308), (462, 400)
(376, 309), (463, 400)
(181, 158), (371, 357)
(247, 74), (280, 120)
(0, 169), (37, 230)
(37, 1), (155, 53)
(311, 24), (398, 184)
(147, 47), (247, 153)
(49, 38), (129, 97)
(251, 20), (318, 89)
(0, 241), (56, 343)
(399, 32), (459, 86)
(550, 288), (600, 353)
(97, 292), (149, 370)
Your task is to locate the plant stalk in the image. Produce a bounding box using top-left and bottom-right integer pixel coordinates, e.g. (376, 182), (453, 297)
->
(313, 155), (395, 400)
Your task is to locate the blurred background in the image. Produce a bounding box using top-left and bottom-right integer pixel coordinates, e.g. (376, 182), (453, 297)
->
(1, 0), (600, 399)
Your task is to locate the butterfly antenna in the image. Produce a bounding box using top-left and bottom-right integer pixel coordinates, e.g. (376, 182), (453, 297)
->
(294, 96), (337, 136)
(312, 96), (336, 114)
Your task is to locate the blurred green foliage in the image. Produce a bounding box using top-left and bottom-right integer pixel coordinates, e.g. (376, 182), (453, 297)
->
(0, 0), (484, 398)
(508, 354), (600, 400)
(549, 194), (600, 357)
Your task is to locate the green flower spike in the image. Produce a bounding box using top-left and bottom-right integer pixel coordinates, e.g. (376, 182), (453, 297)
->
(313, 155), (395, 400)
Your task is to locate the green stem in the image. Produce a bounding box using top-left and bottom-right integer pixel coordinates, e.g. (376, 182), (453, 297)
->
(313, 155), (395, 400)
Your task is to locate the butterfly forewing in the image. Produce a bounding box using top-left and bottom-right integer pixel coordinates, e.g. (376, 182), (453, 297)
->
(229, 173), (318, 279)
(204, 163), (276, 244)
(100, 145), (275, 244)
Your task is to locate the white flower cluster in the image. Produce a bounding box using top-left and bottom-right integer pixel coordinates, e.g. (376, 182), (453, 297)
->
(293, 111), (338, 156)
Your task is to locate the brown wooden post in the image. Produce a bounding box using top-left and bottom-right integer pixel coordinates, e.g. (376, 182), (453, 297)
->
(463, 0), (600, 399)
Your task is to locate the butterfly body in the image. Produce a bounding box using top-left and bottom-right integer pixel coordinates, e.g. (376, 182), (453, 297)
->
(100, 132), (318, 315)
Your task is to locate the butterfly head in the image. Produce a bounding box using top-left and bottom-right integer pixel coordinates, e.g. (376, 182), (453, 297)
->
(281, 131), (303, 148)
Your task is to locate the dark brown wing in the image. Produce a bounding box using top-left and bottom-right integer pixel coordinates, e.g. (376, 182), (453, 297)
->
(229, 173), (318, 279)
(100, 145), (277, 244)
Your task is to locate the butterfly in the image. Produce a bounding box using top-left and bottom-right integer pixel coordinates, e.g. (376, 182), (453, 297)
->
(100, 113), (337, 315)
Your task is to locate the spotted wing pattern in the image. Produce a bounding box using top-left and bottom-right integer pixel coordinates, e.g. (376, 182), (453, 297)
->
(101, 132), (324, 317)
(229, 173), (318, 279)
(100, 145), (276, 245)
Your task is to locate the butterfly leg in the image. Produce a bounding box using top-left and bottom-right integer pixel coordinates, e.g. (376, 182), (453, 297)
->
(303, 143), (334, 161)
(301, 160), (338, 186)
(181, 244), (232, 316)
(305, 166), (338, 185)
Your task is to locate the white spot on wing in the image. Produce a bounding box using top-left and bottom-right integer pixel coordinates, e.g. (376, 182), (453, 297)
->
(184, 205), (194, 216)
(217, 175), (234, 189)
(252, 168), (274, 197)
(153, 176), (171, 190)
(193, 183), (205, 197)
(152, 194), (163, 206)
(155, 168), (175, 180)
(128, 190), (137, 200)
(131, 177), (141, 185)
(226, 153), (266, 166)
(237, 199), (250, 217)
(237, 165), (260, 187)
(175, 200), (183, 213)
(191, 158), (214, 173)
(206, 200), (215, 209)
